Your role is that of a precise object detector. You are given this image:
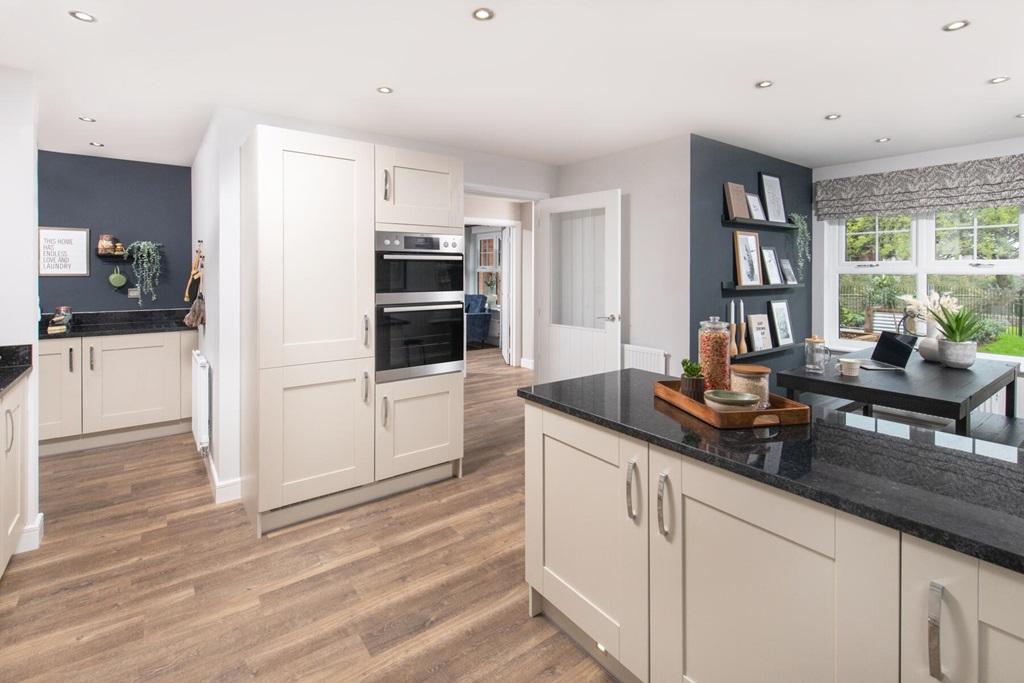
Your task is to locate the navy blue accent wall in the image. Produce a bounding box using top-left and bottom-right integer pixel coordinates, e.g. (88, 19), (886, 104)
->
(37, 151), (191, 312)
(689, 135), (813, 391)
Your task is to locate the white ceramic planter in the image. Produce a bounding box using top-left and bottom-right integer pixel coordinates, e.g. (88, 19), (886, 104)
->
(917, 337), (940, 362)
(938, 340), (977, 369)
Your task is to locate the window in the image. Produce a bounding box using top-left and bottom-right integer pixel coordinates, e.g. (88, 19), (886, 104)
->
(826, 205), (1024, 357)
(474, 234), (501, 306)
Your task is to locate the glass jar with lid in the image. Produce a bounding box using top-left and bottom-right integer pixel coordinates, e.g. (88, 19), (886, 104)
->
(804, 336), (832, 374)
(698, 316), (731, 391)
(730, 364), (771, 409)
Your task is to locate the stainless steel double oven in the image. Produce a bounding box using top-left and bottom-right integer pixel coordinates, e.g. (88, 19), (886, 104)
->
(375, 232), (465, 383)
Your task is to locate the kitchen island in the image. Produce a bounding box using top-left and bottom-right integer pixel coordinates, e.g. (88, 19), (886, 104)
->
(519, 368), (1024, 683)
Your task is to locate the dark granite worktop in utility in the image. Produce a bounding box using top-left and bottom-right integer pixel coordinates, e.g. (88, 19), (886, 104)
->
(0, 345), (32, 397)
(39, 309), (192, 339)
(518, 369), (1024, 574)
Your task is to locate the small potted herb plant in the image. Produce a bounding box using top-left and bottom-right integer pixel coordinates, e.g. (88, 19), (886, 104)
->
(929, 304), (983, 369)
(680, 359), (705, 401)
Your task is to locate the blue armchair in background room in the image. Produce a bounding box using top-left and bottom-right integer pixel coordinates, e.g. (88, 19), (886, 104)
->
(465, 294), (491, 347)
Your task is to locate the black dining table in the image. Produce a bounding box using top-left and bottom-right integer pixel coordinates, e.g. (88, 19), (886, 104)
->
(777, 348), (1018, 436)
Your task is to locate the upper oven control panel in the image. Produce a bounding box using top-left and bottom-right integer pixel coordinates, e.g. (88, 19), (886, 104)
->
(376, 233), (461, 254)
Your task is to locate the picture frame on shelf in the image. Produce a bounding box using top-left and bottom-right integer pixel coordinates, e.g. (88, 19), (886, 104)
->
(747, 313), (773, 351)
(779, 258), (798, 284)
(724, 182), (750, 220)
(733, 230), (763, 287)
(745, 192), (766, 221)
(768, 299), (795, 346)
(761, 247), (784, 285)
(758, 172), (786, 223)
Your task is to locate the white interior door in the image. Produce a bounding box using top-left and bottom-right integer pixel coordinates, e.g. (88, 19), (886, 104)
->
(500, 227), (511, 365)
(535, 189), (621, 384)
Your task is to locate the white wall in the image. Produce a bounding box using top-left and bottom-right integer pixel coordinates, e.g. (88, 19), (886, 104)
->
(0, 66), (42, 551)
(193, 108), (558, 501)
(555, 134), (691, 367)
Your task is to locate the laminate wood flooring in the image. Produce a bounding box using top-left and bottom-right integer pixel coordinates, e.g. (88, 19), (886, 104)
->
(0, 349), (613, 682)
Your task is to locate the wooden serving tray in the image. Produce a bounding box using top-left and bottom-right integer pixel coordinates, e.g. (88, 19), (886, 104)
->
(654, 380), (810, 429)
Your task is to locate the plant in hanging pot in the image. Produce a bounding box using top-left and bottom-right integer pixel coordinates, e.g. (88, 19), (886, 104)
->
(929, 304), (983, 369)
(680, 359), (705, 401)
(123, 241), (163, 306)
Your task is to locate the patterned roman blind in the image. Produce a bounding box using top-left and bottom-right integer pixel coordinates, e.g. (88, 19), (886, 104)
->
(814, 153), (1024, 219)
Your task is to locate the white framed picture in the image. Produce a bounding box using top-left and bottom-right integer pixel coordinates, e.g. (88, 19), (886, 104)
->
(39, 227), (90, 276)
(747, 313), (773, 351)
(733, 231), (763, 286)
(761, 247), (784, 285)
(759, 173), (786, 223)
(745, 192), (766, 221)
(768, 299), (795, 345)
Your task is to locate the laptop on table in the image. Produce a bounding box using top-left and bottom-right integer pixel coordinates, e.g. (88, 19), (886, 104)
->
(860, 331), (918, 371)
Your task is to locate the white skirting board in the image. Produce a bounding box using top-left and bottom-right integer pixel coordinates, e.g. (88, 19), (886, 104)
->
(520, 357), (535, 369)
(203, 452), (241, 504)
(623, 344), (668, 375)
(16, 513), (44, 553)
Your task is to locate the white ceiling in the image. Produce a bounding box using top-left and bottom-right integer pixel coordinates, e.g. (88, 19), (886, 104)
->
(2, 0), (1022, 169)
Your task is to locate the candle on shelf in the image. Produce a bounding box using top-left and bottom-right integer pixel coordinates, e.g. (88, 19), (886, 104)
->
(729, 300), (735, 324)
(739, 299), (745, 321)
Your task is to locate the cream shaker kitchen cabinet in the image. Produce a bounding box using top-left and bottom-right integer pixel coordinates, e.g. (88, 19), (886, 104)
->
(257, 358), (375, 510)
(1, 375), (28, 576)
(250, 126), (375, 369)
(375, 145), (464, 231)
(81, 332), (181, 433)
(901, 535), (1024, 683)
(38, 338), (83, 439)
(524, 405), (649, 681)
(375, 372), (464, 480)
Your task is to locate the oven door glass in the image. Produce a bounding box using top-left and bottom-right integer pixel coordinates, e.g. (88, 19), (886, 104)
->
(376, 253), (463, 295)
(376, 302), (465, 382)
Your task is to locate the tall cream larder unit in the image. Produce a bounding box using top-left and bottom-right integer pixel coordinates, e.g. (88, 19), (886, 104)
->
(240, 126), (464, 534)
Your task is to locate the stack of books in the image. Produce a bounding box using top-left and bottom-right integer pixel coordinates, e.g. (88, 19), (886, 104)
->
(47, 311), (72, 335)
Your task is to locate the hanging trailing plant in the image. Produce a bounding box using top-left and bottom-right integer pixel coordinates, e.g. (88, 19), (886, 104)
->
(789, 212), (811, 282)
(123, 240), (163, 305)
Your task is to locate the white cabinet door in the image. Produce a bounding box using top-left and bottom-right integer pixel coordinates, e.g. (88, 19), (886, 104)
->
(82, 333), (181, 433)
(253, 127), (375, 368)
(525, 407), (648, 680)
(375, 372), (463, 480)
(38, 338), (83, 440)
(1, 376), (27, 576)
(376, 146), (463, 230)
(258, 359), (374, 510)
(978, 563), (1024, 681)
(179, 330), (198, 419)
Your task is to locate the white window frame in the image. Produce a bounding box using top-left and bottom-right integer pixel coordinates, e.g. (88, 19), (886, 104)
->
(821, 206), (1024, 364)
(474, 231), (501, 310)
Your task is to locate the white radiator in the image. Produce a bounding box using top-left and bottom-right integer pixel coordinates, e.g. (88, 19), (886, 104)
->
(977, 375), (1023, 415)
(623, 344), (668, 375)
(191, 350), (211, 454)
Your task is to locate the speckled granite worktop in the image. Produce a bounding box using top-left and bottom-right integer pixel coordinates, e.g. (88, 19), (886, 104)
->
(0, 345), (32, 397)
(519, 368), (1024, 574)
(39, 309), (191, 339)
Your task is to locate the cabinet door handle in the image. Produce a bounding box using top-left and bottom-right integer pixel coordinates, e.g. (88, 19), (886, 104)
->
(89, 346), (95, 371)
(928, 581), (945, 680)
(5, 410), (13, 454)
(69, 347), (74, 373)
(383, 169), (391, 201)
(382, 396), (389, 427)
(625, 457), (639, 521)
(362, 371), (369, 403)
(363, 314), (370, 346)
(657, 471), (670, 536)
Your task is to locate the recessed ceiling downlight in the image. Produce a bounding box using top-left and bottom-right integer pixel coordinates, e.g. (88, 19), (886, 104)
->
(875, 137), (891, 143)
(78, 116), (96, 122)
(376, 86), (394, 94)
(824, 113), (842, 121)
(89, 141), (104, 147)
(472, 8), (495, 20)
(754, 80), (774, 89)
(942, 19), (970, 32)
(68, 10), (97, 22)
(989, 76), (1011, 84)
(1017, 113), (1024, 119)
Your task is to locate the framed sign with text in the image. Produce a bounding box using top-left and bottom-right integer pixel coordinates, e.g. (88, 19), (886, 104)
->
(39, 227), (90, 276)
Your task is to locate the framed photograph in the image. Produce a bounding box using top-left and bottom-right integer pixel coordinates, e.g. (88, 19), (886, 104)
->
(758, 172), (786, 223)
(723, 182), (750, 220)
(745, 192), (766, 221)
(768, 300), (795, 346)
(779, 258), (798, 284)
(761, 247), (784, 285)
(733, 231), (763, 286)
(747, 313), (773, 351)
(39, 227), (90, 276)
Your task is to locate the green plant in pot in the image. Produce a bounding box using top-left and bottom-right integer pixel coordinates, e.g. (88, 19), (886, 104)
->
(123, 240), (163, 306)
(928, 304), (983, 369)
(680, 359), (705, 401)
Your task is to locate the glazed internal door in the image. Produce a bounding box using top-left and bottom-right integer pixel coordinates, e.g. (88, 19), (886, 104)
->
(38, 338), (82, 439)
(535, 190), (621, 384)
(255, 127), (375, 368)
(376, 146), (463, 229)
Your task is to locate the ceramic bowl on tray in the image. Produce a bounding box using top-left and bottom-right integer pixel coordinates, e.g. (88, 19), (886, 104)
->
(703, 389), (760, 412)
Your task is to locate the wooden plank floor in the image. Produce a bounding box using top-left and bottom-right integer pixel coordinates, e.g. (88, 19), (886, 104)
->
(0, 349), (613, 682)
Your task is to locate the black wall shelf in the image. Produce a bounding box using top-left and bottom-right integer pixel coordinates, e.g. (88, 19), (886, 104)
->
(721, 282), (804, 293)
(722, 216), (797, 230)
(733, 342), (801, 361)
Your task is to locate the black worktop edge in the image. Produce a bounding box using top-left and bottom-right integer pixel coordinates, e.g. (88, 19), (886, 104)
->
(0, 344), (33, 397)
(517, 386), (1024, 574)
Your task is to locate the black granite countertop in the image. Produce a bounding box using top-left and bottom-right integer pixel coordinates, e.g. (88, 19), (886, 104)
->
(0, 345), (32, 397)
(39, 309), (192, 339)
(518, 369), (1024, 574)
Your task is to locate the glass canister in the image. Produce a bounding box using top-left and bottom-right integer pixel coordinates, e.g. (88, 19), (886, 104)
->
(731, 364), (771, 409)
(804, 336), (832, 374)
(698, 316), (731, 391)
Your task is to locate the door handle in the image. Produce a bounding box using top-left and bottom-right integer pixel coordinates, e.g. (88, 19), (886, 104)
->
(928, 581), (945, 680)
(382, 304), (464, 313)
(383, 169), (391, 201)
(382, 396), (389, 427)
(69, 347), (74, 373)
(89, 346), (95, 370)
(625, 457), (639, 521)
(5, 410), (13, 454)
(657, 471), (670, 536)
(597, 314), (618, 322)
(363, 314), (369, 346)
(362, 371), (369, 403)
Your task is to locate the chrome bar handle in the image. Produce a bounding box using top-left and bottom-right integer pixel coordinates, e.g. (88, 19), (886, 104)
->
(68, 347), (74, 373)
(625, 458), (639, 520)
(363, 314), (369, 346)
(928, 581), (945, 680)
(5, 410), (13, 454)
(657, 471), (670, 536)
(89, 346), (95, 370)
(383, 169), (391, 201)
(362, 371), (369, 403)
(382, 396), (389, 427)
